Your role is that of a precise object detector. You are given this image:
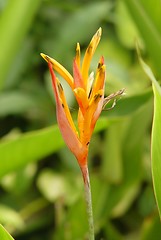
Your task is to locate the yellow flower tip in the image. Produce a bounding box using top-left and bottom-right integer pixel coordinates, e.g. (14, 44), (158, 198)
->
(75, 43), (81, 67)
(92, 27), (102, 45)
(41, 53), (74, 89)
(40, 53), (57, 67)
(96, 27), (102, 38)
(76, 42), (80, 52)
(81, 27), (102, 82)
(40, 53), (50, 63)
(90, 27), (102, 50)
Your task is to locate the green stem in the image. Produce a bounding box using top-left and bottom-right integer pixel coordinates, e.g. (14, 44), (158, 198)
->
(81, 165), (95, 240)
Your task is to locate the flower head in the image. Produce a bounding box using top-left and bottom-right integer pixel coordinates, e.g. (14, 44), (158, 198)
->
(41, 28), (105, 167)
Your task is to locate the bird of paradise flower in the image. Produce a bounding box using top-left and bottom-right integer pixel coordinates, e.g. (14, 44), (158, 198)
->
(41, 28), (124, 240)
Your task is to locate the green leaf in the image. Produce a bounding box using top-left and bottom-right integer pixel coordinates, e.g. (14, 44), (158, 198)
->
(0, 205), (24, 231)
(0, 0), (42, 89)
(138, 53), (161, 218)
(151, 84), (161, 218)
(123, 0), (161, 77)
(101, 122), (124, 184)
(102, 98), (152, 218)
(37, 169), (81, 205)
(138, 49), (161, 95)
(0, 91), (37, 116)
(0, 224), (14, 240)
(0, 125), (63, 179)
(141, 215), (161, 240)
(0, 118), (108, 179)
(1, 164), (37, 194)
(53, 197), (88, 239)
(115, 1), (141, 49)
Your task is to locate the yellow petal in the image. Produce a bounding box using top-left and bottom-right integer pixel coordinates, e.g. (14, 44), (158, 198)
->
(56, 78), (78, 136)
(40, 53), (74, 89)
(88, 89), (103, 114)
(74, 87), (89, 111)
(75, 43), (81, 69)
(81, 28), (102, 87)
(77, 109), (84, 143)
(90, 60), (105, 99)
(80, 89), (103, 145)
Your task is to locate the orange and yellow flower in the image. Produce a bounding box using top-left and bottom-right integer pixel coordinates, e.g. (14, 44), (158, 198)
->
(41, 28), (105, 168)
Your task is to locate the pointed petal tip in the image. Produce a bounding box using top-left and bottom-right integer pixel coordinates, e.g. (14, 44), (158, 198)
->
(76, 42), (80, 49)
(97, 27), (102, 37)
(40, 52), (44, 57)
(101, 56), (105, 63)
(40, 53), (50, 63)
(40, 52), (46, 59)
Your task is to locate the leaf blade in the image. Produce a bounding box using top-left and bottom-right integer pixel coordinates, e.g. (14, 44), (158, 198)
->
(0, 225), (14, 240)
(138, 52), (161, 217)
(151, 84), (161, 217)
(0, 118), (109, 179)
(123, 0), (161, 77)
(0, 0), (41, 89)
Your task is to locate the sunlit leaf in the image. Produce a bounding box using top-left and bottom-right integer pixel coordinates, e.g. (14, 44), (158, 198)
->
(0, 0), (42, 89)
(0, 224), (14, 240)
(151, 84), (161, 217)
(100, 98), (152, 218)
(138, 53), (161, 218)
(115, 1), (141, 49)
(0, 205), (24, 231)
(37, 169), (82, 205)
(0, 125), (63, 179)
(0, 118), (108, 179)
(123, 0), (161, 77)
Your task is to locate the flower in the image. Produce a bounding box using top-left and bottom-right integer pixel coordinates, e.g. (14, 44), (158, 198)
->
(41, 28), (105, 168)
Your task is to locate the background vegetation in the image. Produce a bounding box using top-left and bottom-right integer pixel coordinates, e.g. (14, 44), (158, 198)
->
(0, 0), (161, 239)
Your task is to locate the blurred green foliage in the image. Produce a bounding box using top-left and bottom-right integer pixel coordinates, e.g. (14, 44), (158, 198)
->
(0, 0), (161, 239)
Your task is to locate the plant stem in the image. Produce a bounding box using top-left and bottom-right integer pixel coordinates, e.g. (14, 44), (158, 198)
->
(81, 165), (95, 240)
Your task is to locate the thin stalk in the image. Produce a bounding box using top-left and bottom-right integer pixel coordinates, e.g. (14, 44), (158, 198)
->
(81, 164), (95, 240)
